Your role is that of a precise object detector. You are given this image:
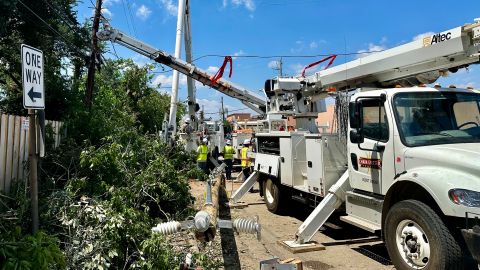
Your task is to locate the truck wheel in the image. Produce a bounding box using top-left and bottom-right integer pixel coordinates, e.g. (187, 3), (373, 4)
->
(384, 200), (462, 270)
(263, 178), (287, 214)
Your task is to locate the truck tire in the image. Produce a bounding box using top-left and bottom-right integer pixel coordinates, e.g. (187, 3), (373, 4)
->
(263, 178), (287, 214)
(384, 200), (463, 270)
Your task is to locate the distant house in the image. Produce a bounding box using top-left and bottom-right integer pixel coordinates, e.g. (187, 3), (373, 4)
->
(316, 104), (335, 133)
(226, 113), (251, 122)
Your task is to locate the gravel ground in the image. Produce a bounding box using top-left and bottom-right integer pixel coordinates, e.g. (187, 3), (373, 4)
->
(189, 176), (397, 270)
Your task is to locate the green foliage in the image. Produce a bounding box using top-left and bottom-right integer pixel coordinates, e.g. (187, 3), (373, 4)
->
(31, 57), (212, 269)
(1, 3), (211, 264)
(0, 229), (65, 270)
(0, 0), (90, 119)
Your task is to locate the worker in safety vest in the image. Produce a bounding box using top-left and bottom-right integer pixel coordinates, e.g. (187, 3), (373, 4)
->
(241, 139), (252, 181)
(222, 140), (235, 180)
(197, 138), (209, 175)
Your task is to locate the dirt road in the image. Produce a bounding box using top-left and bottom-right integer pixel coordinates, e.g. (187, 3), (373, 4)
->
(190, 178), (396, 270)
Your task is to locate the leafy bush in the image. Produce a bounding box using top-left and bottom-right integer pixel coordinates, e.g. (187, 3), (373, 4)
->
(0, 229), (65, 270)
(1, 58), (216, 269)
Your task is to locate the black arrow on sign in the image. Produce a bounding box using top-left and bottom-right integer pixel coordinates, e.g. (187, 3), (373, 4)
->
(28, 87), (42, 102)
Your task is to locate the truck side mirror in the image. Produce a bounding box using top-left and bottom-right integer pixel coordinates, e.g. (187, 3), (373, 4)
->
(349, 99), (366, 144)
(350, 129), (364, 144)
(349, 102), (361, 128)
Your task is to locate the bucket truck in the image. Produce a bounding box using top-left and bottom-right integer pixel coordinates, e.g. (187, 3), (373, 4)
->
(231, 19), (480, 269)
(99, 15), (480, 269)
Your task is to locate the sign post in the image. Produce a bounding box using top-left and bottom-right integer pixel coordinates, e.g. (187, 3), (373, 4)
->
(22, 44), (44, 234)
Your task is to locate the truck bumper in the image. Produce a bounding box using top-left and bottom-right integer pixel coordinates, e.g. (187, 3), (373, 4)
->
(461, 227), (480, 264)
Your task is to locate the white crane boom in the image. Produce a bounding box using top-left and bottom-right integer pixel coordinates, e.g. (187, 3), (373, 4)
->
(97, 26), (266, 113)
(302, 21), (480, 95)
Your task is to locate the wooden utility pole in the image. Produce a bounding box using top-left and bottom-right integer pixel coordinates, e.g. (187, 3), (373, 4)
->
(28, 109), (38, 233)
(85, 0), (103, 107)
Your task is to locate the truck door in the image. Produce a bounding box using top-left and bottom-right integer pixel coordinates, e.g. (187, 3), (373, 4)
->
(348, 97), (393, 194)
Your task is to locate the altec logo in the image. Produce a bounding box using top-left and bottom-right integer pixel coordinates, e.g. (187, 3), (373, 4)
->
(423, 32), (452, 47)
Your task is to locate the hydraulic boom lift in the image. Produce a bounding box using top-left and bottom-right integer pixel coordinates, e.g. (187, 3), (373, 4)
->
(96, 26), (266, 118)
(234, 19), (480, 270)
(98, 14), (480, 269)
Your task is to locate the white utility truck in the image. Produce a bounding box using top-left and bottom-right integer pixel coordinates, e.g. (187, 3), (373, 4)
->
(232, 20), (480, 270)
(100, 17), (480, 270)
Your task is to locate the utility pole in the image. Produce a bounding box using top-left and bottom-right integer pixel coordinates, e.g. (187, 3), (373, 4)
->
(85, 0), (102, 107)
(279, 57), (283, 77)
(221, 97), (225, 122)
(28, 109), (38, 233)
(271, 57), (283, 77)
(167, 0), (187, 135)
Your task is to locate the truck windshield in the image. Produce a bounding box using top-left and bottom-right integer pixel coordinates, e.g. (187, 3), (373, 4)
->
(393, 91), (480, 147)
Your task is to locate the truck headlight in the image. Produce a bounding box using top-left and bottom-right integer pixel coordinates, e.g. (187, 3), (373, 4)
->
(448, 189), (480, 207)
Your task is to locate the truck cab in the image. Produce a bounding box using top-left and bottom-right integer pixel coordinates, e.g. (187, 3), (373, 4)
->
(348, 86), (480, 269)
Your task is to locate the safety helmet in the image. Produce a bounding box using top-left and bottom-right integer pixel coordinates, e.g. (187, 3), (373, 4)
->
(243, 139), (251, 145)
(185, 118), (191, 123)
(202, 138), (208, 143)
(226, 140), (232, 145)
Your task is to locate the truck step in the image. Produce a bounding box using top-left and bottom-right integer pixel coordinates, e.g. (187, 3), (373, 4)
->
(340, 215), (381, 233)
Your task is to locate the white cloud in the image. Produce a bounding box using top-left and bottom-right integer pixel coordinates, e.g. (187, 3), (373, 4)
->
(103, 0), (120, 7)
(207, 66), (219, 73)
(196, 98), (242, 115)
(290, 40), (305, 53)
(289, 62), (324, 77)
(232, 50), (245, 59)
(356, 43), (386, 58)
(309, 41), (318, 49)
(160, 0), (178, 16)
(101, 8), (112, 17)
(231, 0), (256, 11)
(268, 60), (279, 69)
(132, 54), (150, 67)
(151, 73), (188, 88)
(412, 31), (435, 41)
(290, 63), (306, 76)
(136, 4), (151, 20)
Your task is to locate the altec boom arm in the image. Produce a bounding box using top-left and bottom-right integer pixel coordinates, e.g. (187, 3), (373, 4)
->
(301, 21), (480, 96)
(97, 26), (266, 114)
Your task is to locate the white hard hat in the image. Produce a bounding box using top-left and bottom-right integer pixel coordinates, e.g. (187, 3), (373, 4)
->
(185, 118), (191, 123)
(243, 139), (251, 145)
(226, 140), (232, 145)
(203, 138), (208, 143)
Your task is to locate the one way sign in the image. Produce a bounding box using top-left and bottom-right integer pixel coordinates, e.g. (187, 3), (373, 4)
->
(22, 44), (45, 109)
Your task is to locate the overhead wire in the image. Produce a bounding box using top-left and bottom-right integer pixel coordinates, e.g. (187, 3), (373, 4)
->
(17, 0), (87, 57)
(120, 0), (134, 36)
(42, 0), (79, 33)
(191, 51), (384, 62)
(125, 0), (138, 37)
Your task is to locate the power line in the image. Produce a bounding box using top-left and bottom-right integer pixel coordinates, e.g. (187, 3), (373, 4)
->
(120, 0), (134, 36)
(125, 0), (138, 37)
(17, 0), (86, 57)
(42, 0), (79, 33)
(192, 51), (384, 62)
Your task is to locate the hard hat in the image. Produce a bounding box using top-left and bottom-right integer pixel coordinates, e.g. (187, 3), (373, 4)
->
(203, 138), (208, 143)
(226, 140), (232, 145)
(185, 118), (191, 123)
(243, 139), (251, 145)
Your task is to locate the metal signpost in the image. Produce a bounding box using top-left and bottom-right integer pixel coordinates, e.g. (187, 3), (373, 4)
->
(21, 44), (44, 234)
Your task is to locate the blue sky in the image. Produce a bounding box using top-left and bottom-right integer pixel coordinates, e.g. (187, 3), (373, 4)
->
(76, 0), (480, 118)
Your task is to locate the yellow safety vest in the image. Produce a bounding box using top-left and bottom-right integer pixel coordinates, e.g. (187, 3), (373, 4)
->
(197, 145), (208, 161)
(241, 147), (251, 167)
(223, 145), (235, 160)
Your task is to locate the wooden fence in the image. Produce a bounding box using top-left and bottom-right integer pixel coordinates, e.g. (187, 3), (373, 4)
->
(0, 113), (63, 194)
